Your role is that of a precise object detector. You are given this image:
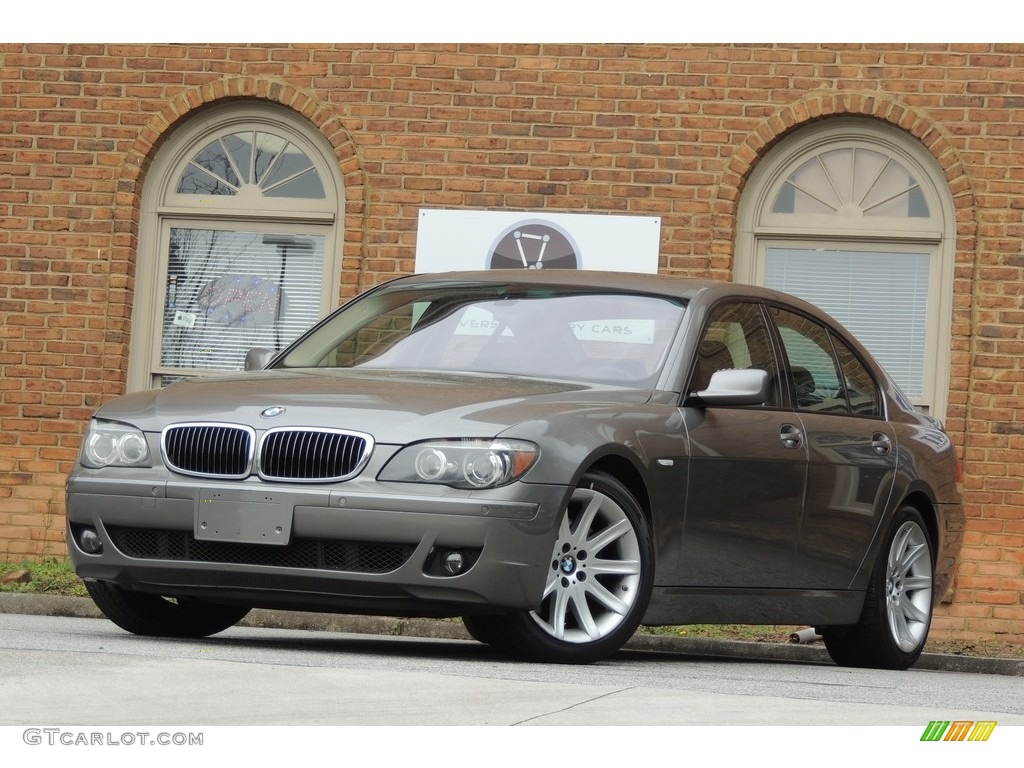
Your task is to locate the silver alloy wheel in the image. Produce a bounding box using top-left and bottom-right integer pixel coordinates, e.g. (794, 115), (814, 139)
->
(885, 519), (934, 652)
(529, 486), (643, 644)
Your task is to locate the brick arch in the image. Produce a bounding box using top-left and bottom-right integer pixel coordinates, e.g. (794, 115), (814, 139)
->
(104, 78), (366, 388)
(710, 91), (977, 278)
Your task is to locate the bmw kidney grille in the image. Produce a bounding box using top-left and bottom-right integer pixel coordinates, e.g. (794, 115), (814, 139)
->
(162, 424), (371, 482)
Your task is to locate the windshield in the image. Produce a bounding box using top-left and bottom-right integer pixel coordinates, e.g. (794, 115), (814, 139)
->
(279, 282), (687, 387)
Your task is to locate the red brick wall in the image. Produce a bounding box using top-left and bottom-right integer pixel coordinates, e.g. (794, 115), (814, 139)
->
(0, 43), (1021, 642)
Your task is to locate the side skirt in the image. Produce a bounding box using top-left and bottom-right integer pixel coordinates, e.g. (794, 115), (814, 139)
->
(642, 586), (865, 626)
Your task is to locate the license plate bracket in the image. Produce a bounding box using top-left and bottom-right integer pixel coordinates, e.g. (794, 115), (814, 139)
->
(195, 488), (292, 546)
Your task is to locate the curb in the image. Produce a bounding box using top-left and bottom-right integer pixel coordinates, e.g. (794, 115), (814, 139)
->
(2, 592), (1020, 676)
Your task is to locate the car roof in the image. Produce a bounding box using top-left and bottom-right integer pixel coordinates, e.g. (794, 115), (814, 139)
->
(382, 270), (827, 312)
(383, 270), (740, 301)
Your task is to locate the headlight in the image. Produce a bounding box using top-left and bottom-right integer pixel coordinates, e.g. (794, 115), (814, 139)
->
(81, 420), (152, 468)
(380, 439), (538, 489)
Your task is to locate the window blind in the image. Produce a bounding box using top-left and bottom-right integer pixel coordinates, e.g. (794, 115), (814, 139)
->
(160, 228), (325, 373)
(764, 247), (929, 399)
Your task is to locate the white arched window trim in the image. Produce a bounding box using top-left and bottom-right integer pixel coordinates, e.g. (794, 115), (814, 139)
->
(129, 102), (344, 392)
(735, 118), (955, 420)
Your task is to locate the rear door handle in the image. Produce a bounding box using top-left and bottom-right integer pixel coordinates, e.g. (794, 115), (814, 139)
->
(780, 424), (803, 450)
(871, 432), (892, 456)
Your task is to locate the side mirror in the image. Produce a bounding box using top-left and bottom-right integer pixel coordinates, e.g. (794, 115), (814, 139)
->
(687, 368), (770, 407)
(244, 347), (277, 371)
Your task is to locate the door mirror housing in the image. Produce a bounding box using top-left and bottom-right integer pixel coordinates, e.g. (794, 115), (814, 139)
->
(687, 368), (770, 407)
(244, 347), (277, 371)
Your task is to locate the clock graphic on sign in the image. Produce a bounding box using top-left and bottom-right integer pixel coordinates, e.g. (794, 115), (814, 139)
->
(487, 220), (580, 270)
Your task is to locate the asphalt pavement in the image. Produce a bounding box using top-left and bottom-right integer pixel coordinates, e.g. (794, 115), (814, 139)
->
(1, 592), (1019, 676)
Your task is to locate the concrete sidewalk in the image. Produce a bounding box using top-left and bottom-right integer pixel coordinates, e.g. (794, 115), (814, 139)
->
(2, 592), (1020, 676)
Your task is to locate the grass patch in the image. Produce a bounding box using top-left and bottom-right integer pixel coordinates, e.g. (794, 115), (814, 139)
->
(923, 637), (1024, 660)
(639, 623), (797, 644)
(0, 557), (87, 597)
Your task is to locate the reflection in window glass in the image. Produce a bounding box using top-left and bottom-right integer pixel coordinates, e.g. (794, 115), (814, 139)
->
(191, 138), (241, 188)
(773, 309), (848, 413)
(253, 133), (288, 183)
(692, 302), (781, 407)
(772, 148), (929, 218)
(283, 289), (685, 388)
(222, 133), (253, 180)
(175, 130), (326, 200)
(832, 335), (882, 417)
(160, 228), (324, 373)
(265, 171), (325, 199)
(177, 165), (235, 196)
(263, 145), (313, 186)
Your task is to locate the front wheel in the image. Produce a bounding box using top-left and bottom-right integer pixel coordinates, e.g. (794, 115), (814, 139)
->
(823, 506), (934, 670)
(86, 580), (251, 638)
(465, 471), (654, 664)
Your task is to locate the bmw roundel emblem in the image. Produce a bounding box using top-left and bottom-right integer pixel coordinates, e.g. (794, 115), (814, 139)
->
(260, 406), (286, 418)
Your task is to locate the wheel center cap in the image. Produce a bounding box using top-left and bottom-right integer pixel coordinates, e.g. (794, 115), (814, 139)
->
(888, 577), (903, 600)
(559, 554), (577, 575)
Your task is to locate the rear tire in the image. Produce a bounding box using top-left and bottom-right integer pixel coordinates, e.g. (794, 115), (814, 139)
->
(823, 506), (934, 670)
(86, 580), (250, 638)
(464, 471), (653, 664)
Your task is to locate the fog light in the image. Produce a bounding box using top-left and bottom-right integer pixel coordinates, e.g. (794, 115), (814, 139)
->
(442, 550), (466, 576)
(79, 528), (103, 554)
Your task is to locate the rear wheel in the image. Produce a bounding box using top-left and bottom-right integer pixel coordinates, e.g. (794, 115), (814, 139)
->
(823, 506), (934, 670)
(464, 471), (653, 664)
(86, 580), (251, 638)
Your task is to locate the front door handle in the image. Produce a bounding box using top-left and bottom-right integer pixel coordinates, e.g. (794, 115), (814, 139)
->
(780, 424), (803, 450)
(871, 432), (892, 456)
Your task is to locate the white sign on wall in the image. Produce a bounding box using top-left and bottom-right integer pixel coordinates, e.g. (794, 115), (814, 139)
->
(415, 209), (661, 274)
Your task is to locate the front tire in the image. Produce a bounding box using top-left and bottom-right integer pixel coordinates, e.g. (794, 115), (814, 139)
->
(823, 506), (934, 670)
(86, 580), (251, 638)
(461, 614), (509, 647)
(465, 471), (654, 664)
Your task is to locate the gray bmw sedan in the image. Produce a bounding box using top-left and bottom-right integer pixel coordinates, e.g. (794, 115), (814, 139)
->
(67, 271), (964, 668)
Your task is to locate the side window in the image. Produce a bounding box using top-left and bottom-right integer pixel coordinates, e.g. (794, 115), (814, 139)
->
(831, 335), (883, 417)
(690, 302), (781, 407)
(773, 307), (884, 417)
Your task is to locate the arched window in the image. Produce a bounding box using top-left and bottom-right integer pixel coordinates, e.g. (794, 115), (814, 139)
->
(128, 103), (344, 390)
(735, 119), (955, 419)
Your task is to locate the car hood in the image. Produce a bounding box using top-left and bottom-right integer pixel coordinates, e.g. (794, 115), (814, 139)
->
(96, 368), (655, 443)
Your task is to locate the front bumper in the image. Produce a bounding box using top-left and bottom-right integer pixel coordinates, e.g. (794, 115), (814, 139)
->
(66, 470), (569, 618)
